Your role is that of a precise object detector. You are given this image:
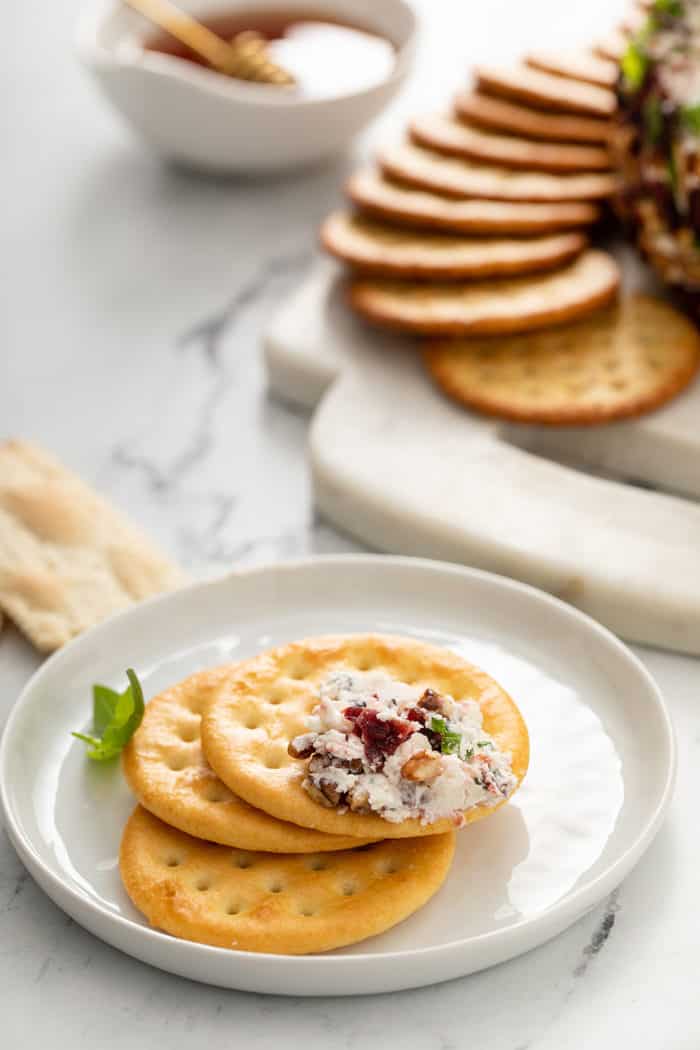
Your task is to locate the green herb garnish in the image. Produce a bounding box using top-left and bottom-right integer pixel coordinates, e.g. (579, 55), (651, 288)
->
(621, 39), (648, 91)
(441, 731), (463, 755)
(476, 740), (494, 749)
(429, 714), (462, 755)
(623, 1), (682, 95)
(72, 669), (145, 761)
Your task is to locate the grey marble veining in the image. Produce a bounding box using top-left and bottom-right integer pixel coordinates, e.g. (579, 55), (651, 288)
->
(2, 0), (696, 1046)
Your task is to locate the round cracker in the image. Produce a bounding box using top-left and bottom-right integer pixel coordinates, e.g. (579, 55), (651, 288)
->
(411, 114), (610, 173)
(475, 64), (617, 117)
(424, 295), (700, 424)
(455, 91), (612, 145)
(200, 635), (529, 839)
(524, 51), (618, 89)
(123, 668), (376, 852)
(592, 30), (630, 63)
(120, 805), (456, 954)
(320, 211), (587, 280)
(346, 169), (601, 234)
(379, 143), (616, 203)
(347, 249), (620, 336)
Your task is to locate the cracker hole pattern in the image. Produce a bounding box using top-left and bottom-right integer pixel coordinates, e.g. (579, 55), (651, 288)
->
(233, 854), (254, 870)
(196, 877), (212, 892)
(164, 854), (183, 868)
(287, 660), (311, 680)
(307, 858), (328, 872)
(266, 684), (287, 705)
(203, 783), (230, 804)
(264, 749), (287, 770)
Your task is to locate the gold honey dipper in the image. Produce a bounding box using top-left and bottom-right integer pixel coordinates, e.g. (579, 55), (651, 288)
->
(124, 0), (296, 85)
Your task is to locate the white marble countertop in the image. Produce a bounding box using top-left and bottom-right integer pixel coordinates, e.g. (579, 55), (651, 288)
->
(2, 0), (697, 1045)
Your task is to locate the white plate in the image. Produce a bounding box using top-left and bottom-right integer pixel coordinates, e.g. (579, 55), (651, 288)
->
(0, 556), (675, 995)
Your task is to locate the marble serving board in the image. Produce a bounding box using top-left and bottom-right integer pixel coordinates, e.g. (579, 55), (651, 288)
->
(264, 259), (700, 656)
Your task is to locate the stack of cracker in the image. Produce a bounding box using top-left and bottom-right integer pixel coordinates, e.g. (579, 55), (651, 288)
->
(119, 635), (529, 954)
(321, 3), (700, 424)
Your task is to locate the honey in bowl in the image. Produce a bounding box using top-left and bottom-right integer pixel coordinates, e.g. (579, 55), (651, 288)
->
(144, 9), (397, 97)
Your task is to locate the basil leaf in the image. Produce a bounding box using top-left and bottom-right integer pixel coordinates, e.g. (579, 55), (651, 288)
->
(93, 683), (119, 734)
(72, 669), (145, 762)
(476, 739), (494, 749)
(654, 0), (682, 14)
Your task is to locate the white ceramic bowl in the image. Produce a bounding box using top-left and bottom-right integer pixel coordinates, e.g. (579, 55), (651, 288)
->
(75, 0), (417, 173)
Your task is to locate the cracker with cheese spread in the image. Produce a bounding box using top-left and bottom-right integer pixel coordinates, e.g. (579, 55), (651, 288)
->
(200, 635), (529, 839)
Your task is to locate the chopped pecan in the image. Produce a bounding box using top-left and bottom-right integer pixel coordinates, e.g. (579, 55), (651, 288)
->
(418, 688), (443, 712)
(318, 778), (343, 806)
(288, 736), (314, 759)
(303, 780), (336, 808)
(401, 750), (443, 784)
(348, 785), (371, 813)
(407, 706), (427, 725)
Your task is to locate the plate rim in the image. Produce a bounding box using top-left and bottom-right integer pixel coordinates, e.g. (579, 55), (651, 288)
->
(0, 554), (677, 973)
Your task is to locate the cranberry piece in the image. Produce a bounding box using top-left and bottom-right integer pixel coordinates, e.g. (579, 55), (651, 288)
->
(343, 707), (413, 770)
(344, 706), (366, 726)
(408, 706), (441, 747)
(407, 707), (427, 724)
